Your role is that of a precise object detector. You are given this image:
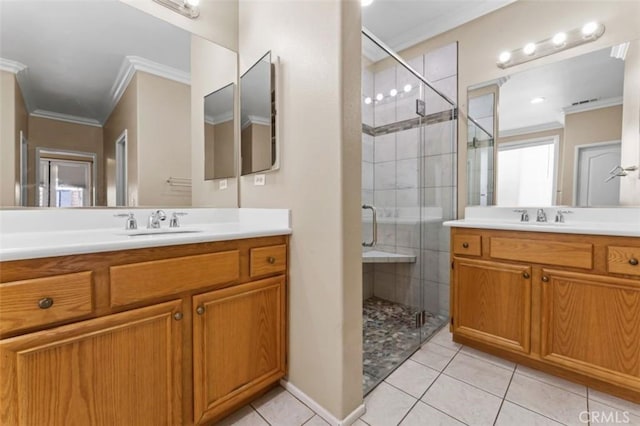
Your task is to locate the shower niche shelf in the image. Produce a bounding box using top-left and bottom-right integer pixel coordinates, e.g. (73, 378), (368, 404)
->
(362, 250), (416, 264)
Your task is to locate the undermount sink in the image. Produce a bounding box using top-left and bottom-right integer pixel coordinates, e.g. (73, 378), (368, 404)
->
(120, 228), (203, 237)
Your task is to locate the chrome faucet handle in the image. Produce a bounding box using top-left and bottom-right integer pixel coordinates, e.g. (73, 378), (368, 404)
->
(513, 209), (529, 222)
(114, 212), (137, 230)
(147, 209), (167, 229)
(555, 209), (573, 223)
(536, 208), (547, 223)
(169, 212), (188, 228)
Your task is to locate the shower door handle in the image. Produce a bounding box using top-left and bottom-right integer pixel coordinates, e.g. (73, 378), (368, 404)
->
(362, 204), (377, 247)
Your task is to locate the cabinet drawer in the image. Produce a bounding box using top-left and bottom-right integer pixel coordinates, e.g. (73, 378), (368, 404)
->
(452, 234), (481, 256)
(490, 237), (593, 269)
(250, 245), (287, 278)
(608, 246), (640, 276)
(110, 250), (240, 307)
(0, 271), (94, 334)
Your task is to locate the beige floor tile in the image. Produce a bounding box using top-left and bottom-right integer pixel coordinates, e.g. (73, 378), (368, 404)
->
(361, 381), (417, 426)
(421, 374), (502, 426)
(495, 401), (563, 426)
(353, 420), (369, 426)
(399, 401), (464, 425)
(304, 414), (330, 425)
(516, 364), (586, 396)
(410, 342), (457, 371)
(444, 352), (513, 397)
(428, 327), (462, 351)
(459, 346), (516, 370)
(506, 373), (587, 425)
(588, 400), (640, 426)
(588, 388), (640, 417)
(252, 387), (314, 426)
(385, 359), (439, 398)
(217, 405), (269, 426)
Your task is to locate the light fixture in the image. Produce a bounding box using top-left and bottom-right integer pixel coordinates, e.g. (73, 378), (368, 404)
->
(361, 0), (374, 6)
(611, 42), (630, 60)
(530, 97), (545, 104)
(364, 97), (372, 105)
(389, 88), (398, 97)
(496, 21), (605, 69)
(152, 0), (200, 19)
(523, 43), (536, 55)
(403, 84), (412, 93)
(552, 32), (567, 46)
(376, 93), (384, 101)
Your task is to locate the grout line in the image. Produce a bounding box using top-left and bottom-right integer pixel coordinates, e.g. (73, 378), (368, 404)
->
(420, 400), (471, 425)
(252, 405), (272, 425)
(505, 400), (570, 426)
(587, 388), (590, 426)
(492, 365), (516, 425)
(514, 365), (587, 398)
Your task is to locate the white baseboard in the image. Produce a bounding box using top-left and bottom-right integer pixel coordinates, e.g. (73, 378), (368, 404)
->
(279, 379), (366, 426)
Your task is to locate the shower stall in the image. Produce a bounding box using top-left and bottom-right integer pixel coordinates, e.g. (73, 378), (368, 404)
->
(361, 29), (457, 394)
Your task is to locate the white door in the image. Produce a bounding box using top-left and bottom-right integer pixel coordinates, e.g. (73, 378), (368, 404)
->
(576, 142), (621, 206)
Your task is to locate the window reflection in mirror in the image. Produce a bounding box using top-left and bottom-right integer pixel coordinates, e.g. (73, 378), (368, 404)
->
(466, 42), (633, 207)
(204, 83), (235, 180)
(467, 91), (495, 207)
(240, 51), (276, 175)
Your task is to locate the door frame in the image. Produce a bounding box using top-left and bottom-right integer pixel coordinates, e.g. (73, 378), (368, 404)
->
(572, 140), (621, 206)
(35, 147), (97, 206)
(115, 129), (128, 206)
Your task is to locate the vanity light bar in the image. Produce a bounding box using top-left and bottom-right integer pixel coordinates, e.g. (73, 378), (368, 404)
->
(497, 22), (605, 69)
(152, 0), (200, 19)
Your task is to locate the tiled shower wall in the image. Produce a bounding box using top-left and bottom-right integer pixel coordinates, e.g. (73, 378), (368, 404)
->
(362, 43), (457, 317)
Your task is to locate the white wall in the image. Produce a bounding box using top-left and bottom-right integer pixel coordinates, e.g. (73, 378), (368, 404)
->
(0, 71), (17, 207)
(238, 0), (363, 420)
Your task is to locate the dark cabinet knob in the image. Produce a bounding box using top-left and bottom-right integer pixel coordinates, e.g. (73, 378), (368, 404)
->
(173, 312), (183, 321)
(542, 276), (549, 282)
(629, 258), (639, 266)
(38, 297), (54, 309)
(522, 272), (530, 279)
(462, 242), (469, 249)
(267, 256), (276, 264)
(196, 306), (205, 315)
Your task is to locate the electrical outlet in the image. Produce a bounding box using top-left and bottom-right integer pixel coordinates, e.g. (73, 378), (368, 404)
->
(219, 179), (227, 190)
(254, 174), (266, 186)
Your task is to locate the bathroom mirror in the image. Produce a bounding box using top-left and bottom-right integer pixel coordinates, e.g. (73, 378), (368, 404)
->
(240, 51), (277, 175)
(204, 83), (235, 180)
(0, 0), (238, 208)
(467, 40), (638, 207)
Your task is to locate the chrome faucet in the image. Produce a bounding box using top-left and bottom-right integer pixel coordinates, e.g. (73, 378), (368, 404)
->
(169, 212), (188, 228)
(147, 209), (166, 229)
(536, 209), (547, 223)
(555, 209), (573, 223)
(114, 212), (137, 230)
(513, 209), (529, 222)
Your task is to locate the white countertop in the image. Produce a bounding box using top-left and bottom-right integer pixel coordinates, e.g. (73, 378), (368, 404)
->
(444, 207), (640, 237)
(0, 208), (291, 261)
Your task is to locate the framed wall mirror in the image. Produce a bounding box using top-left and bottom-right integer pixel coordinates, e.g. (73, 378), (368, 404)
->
(0, 0), (238, 208)
(204, 83), (235, 180)
(467, 40), (638, 207)
(240, 51), (277, 176)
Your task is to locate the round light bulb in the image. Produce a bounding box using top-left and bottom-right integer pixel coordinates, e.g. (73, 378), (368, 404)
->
(403, 84), (412, 93)
(523, 43), (536, 55)
(389, 88), (398, 97)
(498, 51), (511, 63)
(530, 97), (545, 104)
(552, 32), (567, 46)
(364, 97), (372, 105)
(582, 21), (598, 37)
(376, 93), (384, 101)
(361, 0), (374, 6)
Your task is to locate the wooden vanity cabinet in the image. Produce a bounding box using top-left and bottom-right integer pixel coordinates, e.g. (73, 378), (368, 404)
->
(451, 228), (640, 403)
(0, 235), (289, 426)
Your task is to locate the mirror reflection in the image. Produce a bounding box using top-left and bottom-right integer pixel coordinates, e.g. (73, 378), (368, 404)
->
(0, 0), (237, 208)
(240, 51), (276, 175)
(204, 83), (235, 180)
(467, 40), (637, 207)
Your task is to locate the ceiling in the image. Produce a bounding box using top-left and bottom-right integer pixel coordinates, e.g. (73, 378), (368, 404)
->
(0, 0), (190, 125)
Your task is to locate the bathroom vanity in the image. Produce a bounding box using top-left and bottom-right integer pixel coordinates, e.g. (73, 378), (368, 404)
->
(0, 209), (291, 425)
(446, 207), (640, 404)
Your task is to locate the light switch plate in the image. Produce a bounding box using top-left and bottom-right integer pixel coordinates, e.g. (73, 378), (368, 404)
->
(254, 174), (266, 186)
(219, 179), (227, 190)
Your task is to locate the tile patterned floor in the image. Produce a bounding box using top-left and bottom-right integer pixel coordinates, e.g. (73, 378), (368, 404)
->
(219, 327), (640, 425)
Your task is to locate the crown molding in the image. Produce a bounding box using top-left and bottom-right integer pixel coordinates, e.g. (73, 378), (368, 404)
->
(499, 121), (563, 138)
(468, 76), (510, 91)
(241, 115), (270, 130)
(31, 109), (102, 128)
(562, 96), (623, 115)
(0, 58), (27, 74)
(205, 111), (234, 126)
(1, 58), (36, 112)
(104, 55), (191, 123)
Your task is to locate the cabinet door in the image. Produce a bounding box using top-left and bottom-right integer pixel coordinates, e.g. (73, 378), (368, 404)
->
(193, 276), (286, 424)
(0, 300), (183, 426)
(453, 258), (531, 354)
(541, 269), (640, 391)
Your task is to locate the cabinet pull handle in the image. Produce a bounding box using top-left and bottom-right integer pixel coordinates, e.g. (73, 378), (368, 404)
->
(462, 242), (469, 248)
(196, 306), (205, 315)
(173, 312), (183, 321)
(522, 272), (530, 279)
(267, 256), (276, 264)
(38, 297), (54, 309)
(630, 258), (639, 266)
(541, 276), (549, 282)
